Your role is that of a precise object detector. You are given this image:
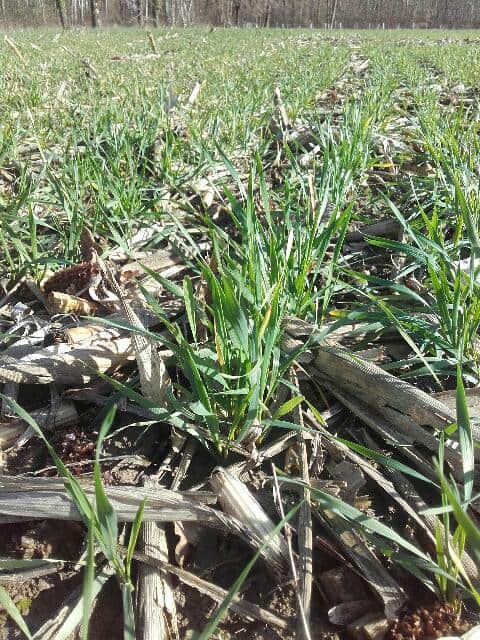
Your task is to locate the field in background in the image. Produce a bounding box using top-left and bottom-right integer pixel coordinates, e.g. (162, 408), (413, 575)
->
(1, 27), (480, 640)
(2, 27), (480, 274)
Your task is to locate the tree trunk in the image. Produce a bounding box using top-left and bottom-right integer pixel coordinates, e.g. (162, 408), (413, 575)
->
(90, 0), (100, 27)
(55, 0), (67, 28)
(233, 0), (240, 26)
(119, 0), (128, 23)
(263, 0), (271, 27)
(136, 0), (144, 25)
(315, 0), (323, 26)
(152, 0), (160, 26)
(330, 0), (338, 27)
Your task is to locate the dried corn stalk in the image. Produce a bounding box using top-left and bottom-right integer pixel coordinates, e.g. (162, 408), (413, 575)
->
(210, 467), (290, 575)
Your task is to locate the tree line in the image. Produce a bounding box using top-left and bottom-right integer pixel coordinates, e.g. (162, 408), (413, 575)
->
(1, 0), (479, 29)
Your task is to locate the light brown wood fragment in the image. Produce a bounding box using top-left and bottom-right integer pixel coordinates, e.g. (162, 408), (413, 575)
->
(291, 370), (313, 640)
(135, 480), (178, 640)
(0, 336), (133, 384)
(348, 612), (390, 640)
(46, 291), (99, 316)
(273, 86), (291, 130)
(210, 467), (289, 575)
(0, 476), (219, 524)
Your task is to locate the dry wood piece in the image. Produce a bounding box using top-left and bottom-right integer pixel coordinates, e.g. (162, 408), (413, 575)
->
(210, 467), (290, 575)
(348, 611), (390, 640)
(281, 318), (463, 475)
(98, 256), (170, 405)
(328, 460), (365, 503)
(107, 222), (166, 261)
(147, 32), (157, 53)
(102, 252), (180, 640)
(311, 344), (453, 429)
(0, 561), (64, 584)
(0, 422), (25, 449)
(283, 318), (455, 429)
(0, 299), (182, 385)
(274, 86), (291, 130)
(225, 430), (297, 480)
(305, 410), (461, 574)
(4, 35), (25, 62)
(110, 52), (164, 62)
(81, 58), (99, 80)
(1, 383), (20, 420)
(291, 370), (313, 640)
(0, 227), (190, 385)
(388, 466), (480, 585)
(118, 240), (210, 284)
(0, 475), (294, 575)
(356, 429), (480, 585)
(187, 81), (202, 106)
(154, 431), (187, 484)
(0, 334), (133, 384)
(323, 388), (444, 481)
(170, 437), (196, 490)
(271, 463), (311, 639)
(135, 477), (178, 640)
(46, 291), (99, 316)
(433, 388), (480, 446)
(0, 475), (218, 524)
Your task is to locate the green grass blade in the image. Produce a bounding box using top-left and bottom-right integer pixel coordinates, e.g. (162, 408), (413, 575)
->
(125, 499), (146, 583)
(81, 520), (95, 640)
(0, 586), (33, 640)
(93, 406), (119, 565)
(456, 364), (475, 502)
(120, 583), (135, 640)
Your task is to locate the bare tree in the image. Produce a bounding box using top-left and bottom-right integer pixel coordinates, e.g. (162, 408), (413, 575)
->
(55, 0), (67, 27)
(178, 0), (194, 24)
(1, 0), (480, 30)
(136, 0), (144, 24)
(151, 0), (162, 25)
(263, 0), (271, 26)
(330, 0), (338, 26)
(232, 0), (240, 26)
(90, 0), (100, 26)
(119, 0), (128, 22)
